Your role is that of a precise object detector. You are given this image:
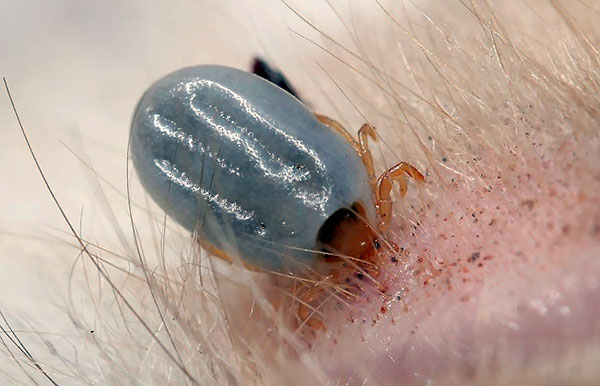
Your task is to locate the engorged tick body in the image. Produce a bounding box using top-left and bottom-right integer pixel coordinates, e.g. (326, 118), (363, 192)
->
(130, 65), (424, 327)
(131, 64), (378, 273)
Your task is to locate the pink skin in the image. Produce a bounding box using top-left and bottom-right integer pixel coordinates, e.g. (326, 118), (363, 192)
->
(288, 2), (600, 381)
(309, 126), (600, 383)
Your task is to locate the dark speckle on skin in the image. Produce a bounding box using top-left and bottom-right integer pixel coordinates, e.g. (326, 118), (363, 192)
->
(521, 199), (535, 210)
(468, 252), (481, 263)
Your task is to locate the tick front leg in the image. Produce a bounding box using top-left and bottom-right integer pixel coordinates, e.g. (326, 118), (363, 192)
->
(314, 113), (360, 152)
(314, 114), (379, 188)
(357, 124), (377, 187)
(375, 162), (425, 229)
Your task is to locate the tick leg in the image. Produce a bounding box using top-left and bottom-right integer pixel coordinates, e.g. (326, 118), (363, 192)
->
(194, 235), (263, 272)
(296, 283), (325, 330)
(314, 113), (360, 152)
(357, 124), (378, 187)
(314, 114), (379, 188)
(252, 57), (301, 101)
(375, 162), (425, 229)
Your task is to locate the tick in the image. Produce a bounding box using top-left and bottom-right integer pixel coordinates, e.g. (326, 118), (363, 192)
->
(130, 65), (424, 328)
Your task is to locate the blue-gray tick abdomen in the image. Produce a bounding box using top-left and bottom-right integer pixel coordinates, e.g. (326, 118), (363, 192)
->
(130, 65), (375, 273)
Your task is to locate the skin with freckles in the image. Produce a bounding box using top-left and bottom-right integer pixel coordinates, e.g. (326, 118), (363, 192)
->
(1, 0), (599, 385)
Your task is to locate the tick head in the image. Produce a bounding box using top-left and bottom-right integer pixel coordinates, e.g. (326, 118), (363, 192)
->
(315, 202), (379, 269)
